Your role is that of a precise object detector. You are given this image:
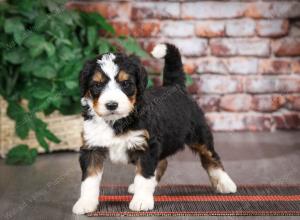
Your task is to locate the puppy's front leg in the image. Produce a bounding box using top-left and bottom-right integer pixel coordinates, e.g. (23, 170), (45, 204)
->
(129, 140), (159, 211)
(73, 147), (107, 215)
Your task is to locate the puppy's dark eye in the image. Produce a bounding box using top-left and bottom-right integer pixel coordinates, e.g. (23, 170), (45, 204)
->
(93, 82), (104, 89)
(120, 80), (132, 89)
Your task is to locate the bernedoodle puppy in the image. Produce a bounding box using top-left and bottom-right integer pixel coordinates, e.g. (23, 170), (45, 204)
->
(73, 43), (237, 214)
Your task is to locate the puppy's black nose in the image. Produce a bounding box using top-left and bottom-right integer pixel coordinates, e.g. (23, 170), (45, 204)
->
(105, 101), (118, 111)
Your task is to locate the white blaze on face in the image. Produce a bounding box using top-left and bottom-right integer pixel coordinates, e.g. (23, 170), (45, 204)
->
(95, 53), (132, 121)
(97, 53), (118, 79)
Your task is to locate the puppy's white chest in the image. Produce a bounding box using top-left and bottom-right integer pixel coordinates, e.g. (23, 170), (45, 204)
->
(83, 118), (147, 164)
(108, 144), (128, 164)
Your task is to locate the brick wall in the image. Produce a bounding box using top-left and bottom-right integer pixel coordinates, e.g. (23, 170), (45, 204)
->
(67, 0), (300, 131)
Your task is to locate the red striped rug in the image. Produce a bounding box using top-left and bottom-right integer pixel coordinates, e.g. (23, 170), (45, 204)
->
(88, 184), (300, 217)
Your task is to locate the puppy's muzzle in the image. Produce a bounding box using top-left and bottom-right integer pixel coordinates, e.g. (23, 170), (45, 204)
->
(105, 101), (118, 111)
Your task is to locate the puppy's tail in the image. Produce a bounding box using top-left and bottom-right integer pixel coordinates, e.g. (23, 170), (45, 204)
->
(151, 43), (185, 88)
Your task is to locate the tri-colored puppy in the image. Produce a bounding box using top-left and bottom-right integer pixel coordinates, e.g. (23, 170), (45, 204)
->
(73, 43), (237, 214)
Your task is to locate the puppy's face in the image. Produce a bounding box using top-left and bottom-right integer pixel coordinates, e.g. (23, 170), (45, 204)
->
(80, 53), (147, 121)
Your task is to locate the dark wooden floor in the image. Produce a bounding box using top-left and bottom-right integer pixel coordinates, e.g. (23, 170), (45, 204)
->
(1, 132), (300, 220)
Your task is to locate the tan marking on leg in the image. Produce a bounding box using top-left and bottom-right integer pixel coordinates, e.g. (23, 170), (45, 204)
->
(135, 159), (142, 175)
(190, 144), (223, 170)
(87, 150), (105, 177)
(155, 159), (168, 182)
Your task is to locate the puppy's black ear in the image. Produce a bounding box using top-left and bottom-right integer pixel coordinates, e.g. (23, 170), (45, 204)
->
(79, 59), (96, 97)
(129, 55), (148, 97)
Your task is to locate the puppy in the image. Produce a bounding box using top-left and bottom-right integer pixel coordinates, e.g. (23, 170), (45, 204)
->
(73, 43), (237, 215)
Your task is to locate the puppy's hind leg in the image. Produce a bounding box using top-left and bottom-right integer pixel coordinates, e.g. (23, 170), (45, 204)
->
(189, 130), (237, 193)
(72, 147), (107, 215)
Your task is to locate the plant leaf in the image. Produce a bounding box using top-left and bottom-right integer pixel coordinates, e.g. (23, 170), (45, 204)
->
(4, 18), (25, 34)
(44, 42), (55, 57)
(87, 26), (97, 47)
(65, 81), (78, 90)
(3, 48), (26, 64)
(35, 129), (49, 151)
(185, 74), (193, 86)
(24, 34), (46, 48)
(33, 65), (56, 79)
(15, 116), (31, 139)
(5, 145), (38, 165)
(117, 37), (149, 58)
(44, 129), (60, 143)
(7, 101), (31, 139)
(7, 101), (24, 120)
(81, 12), (115, 34)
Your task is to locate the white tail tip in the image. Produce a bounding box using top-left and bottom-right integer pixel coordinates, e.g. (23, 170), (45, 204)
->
(151, 44), (167, 59)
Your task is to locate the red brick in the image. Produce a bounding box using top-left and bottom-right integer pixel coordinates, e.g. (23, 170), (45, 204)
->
(227, 58), (258, 75)
(66, 1), (131, 20)
(290, 21), (300, 37)
(197, 95), (220, 112)
(292, 60), (300, 74)
(196, 75), (243, 94)
(187, 82), (198, 95)
(245, 1), (300, 19)
(171, 39), (208, 57)
(274, 113), (300, 130)
(277, 76), (300, 93)
(198, 58), (258, 75)
(210, 38), (270, 57)
(206, 113), (246, 131)
(259, 59), (291, 75)
(110, 22), (130, 36)
(138, 40), (156, 54)
(252, 95), (285, 112)
(161, 22), (194, 38)
(111, 22), (160, 37)
(244, 115), (273, 131)
(246, 76), (300, 94)
(132, 2), (180, 20)
(245, 77), (278, 93)
(141, 59), (162, 74)
(256, 19), (289, 37)
(183, 62), (196, 75)
(220, 94), (252, 112)
(226, 19), (256, 37)
(195, 21), (225, 37)
(131, 22), (160, 37)
(206, 113), (273, 131)
(273, 38), (300, 57)
(182, 2), (247, 19)
(286, 95), (300, 111)
(197, 58), (227, 75)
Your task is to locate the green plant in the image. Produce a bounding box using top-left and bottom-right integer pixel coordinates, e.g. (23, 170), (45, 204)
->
(0, 0), (148, 165)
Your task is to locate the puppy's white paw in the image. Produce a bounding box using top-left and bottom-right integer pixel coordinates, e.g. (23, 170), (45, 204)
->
(129, 193), (154, 211)
(128, 183), (135, 194)
(72, 197), (98, 215)
(209, 169), (237, 194)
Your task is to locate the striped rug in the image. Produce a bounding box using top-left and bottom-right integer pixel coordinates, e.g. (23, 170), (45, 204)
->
(88, 184), (300, 217)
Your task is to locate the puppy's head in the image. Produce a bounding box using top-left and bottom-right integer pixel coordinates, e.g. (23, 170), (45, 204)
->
(80, 53), (147, 121)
